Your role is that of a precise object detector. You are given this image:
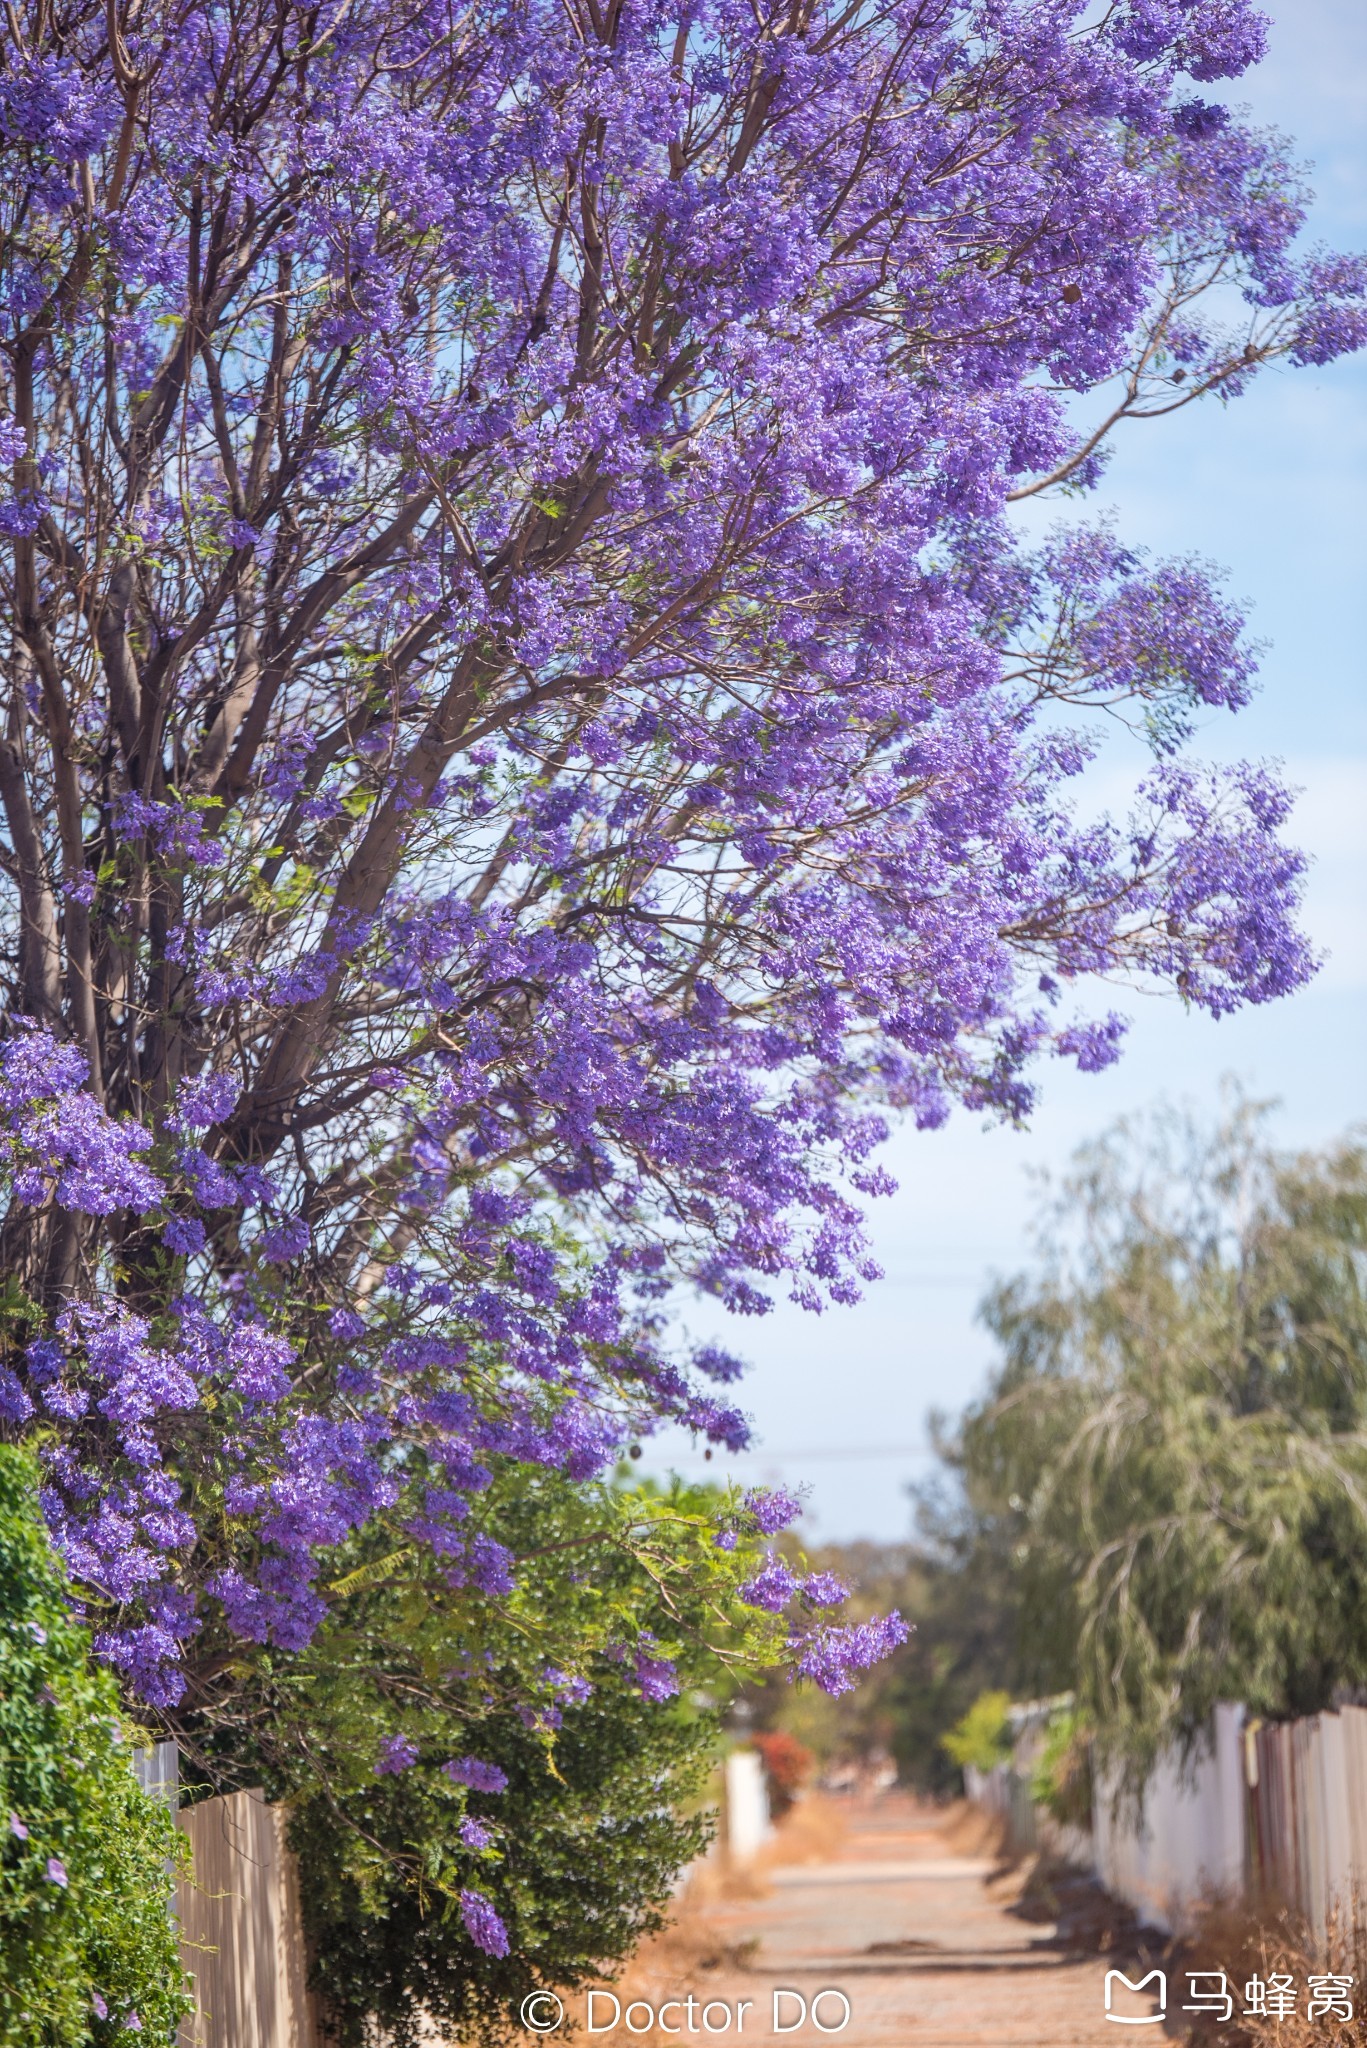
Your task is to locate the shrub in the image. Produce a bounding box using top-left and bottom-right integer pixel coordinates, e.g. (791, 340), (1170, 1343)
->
(750, 1731), (815, 1820)
(940, 1691), (1014, 1775)
(181, 1467), (785, 2046)
(1028, 1706), (1094, 1831)
(0, 1446), (189, 2047)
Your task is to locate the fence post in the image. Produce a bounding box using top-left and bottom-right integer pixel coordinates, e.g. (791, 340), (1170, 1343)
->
(724, 1749), (773, 1863)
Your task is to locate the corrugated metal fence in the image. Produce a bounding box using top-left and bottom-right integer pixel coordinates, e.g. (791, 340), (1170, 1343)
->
(132, 1748), (320, 2048)
(1245, 1705), (1367, 1935)
(176, 1790), (320, 2048)
(1090, 1703), (1246, 1932)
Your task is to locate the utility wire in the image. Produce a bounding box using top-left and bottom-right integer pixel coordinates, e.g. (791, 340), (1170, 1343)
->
(648, 1443), (931, 1463)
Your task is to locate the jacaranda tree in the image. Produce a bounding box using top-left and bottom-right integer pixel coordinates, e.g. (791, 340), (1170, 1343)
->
(1, 0), (1363, 1758)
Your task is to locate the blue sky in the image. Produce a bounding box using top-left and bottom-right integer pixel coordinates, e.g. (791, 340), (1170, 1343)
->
(640, 0), (1367, 1542)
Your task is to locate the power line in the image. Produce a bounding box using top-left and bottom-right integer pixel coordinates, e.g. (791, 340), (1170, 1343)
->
(646, 1443), (931, 1464)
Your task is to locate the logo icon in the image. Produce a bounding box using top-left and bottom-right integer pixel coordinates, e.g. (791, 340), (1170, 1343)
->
(1105, 1970), (1167, 2025)
(520, 1992), (564, 2033)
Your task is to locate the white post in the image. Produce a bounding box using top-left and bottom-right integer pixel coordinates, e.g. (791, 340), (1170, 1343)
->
(1212, 1703), (1247, 1898)
(725, 1748), (773, 1862)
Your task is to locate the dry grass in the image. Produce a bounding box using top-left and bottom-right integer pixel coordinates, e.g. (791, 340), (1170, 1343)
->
(1172, 1894), (1367, 2047)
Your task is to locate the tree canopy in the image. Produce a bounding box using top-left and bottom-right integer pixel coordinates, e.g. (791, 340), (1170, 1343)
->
(1, 0), (1363, 1727)
(946, 1106), (1367, 1780)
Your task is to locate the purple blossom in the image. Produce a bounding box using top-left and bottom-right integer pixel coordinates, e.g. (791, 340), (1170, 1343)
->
(544, 1665), (592, 1705)
(1, 1032), (164, 1215)
(0, 1367), (33, 1424)
(375, 1734), (420, 1776)
(444, 1757), (508, 1794)
(258, 1215), (311, 1263)
(46, 1856), (68, 1886)
(800, 1572), (850, 1609)
(460, 1817), (493, 1849)
(460, 1887), (510, 1957)
(1, 53), (117, 156)
(744, 1490), (803, 1537)
(172, 1073), (240, 1130)
(9, 1812), (29, 1839)
(740, 1554), (800, 1613)
(162, 1216), (206, 1256)
(795, 1615), (912, 1697)
(631, 1635), (681, 1702)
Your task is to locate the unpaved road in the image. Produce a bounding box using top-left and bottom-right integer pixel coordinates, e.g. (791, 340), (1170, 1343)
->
(593, 1796), (1166, 2048)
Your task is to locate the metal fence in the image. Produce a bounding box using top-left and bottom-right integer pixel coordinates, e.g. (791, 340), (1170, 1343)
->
(1245, 1704), (1367, 1935)
(128, 1751), (321, 2048)
(175, 1788), (320, 2048)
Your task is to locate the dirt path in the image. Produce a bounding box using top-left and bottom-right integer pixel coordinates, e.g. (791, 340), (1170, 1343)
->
(590, 1796), (1165, 2048)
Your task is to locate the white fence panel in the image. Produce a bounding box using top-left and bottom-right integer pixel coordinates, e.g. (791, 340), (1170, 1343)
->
(724, 1749), (773, 1863)
(1092, 1703), (1245, 1934)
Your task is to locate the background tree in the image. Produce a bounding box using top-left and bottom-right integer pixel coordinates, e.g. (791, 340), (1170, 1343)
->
(0, 1445), (188, 2048)
(0, 0), (1363, 1732)
(942, 1104), (1367, 1782)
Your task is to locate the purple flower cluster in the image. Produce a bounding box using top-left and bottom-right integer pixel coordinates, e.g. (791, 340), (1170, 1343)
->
(0, 1033), (162, 1216)
(443, 1757), (509, 1794)
(375, 1734), (420, 1776)
(739, 1554), (850, 1615)
(459, 1887), (510, 1957)
(795, 1616), (913, 1698)
(739, 1556), (800, 1614)
(743, 1491), (803, 1538)
(611, 1630), (681, 1703)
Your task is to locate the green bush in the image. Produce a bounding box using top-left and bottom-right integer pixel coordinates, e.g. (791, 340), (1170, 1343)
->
(939, 1689), (1013, 1774)
(0, 1446), (189, 2047)
(180, 1464), (784, 2047)
(1028, 1705), (1093, 1830)
(287, 1655), (717, 2047)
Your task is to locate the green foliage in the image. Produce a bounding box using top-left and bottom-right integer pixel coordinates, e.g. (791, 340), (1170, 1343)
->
(1028, 1705), (1093, 1830)
(940, 1691), (1013, 1773)
(182, 1463), (785, 2047)
(947, 1101), (1367, 1782)
(0, 1447), (189, 2047)
(291, 1664), (713, 2048)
